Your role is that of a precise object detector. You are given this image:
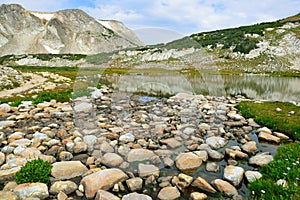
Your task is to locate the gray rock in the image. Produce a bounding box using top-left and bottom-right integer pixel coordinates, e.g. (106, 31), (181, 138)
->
(245, 171), (262, 183)
(50, 181), (77, 194)
(101, 152), (124, 167)
(122, 193), (152, 200)
(14, 183), (49, 199)
(192, 176), (217, 193)
(138, 164), (160, 178)
(119, 133), (135, 143)
(249, 153), (274, 166)
(207, 149), (224, 160)
(211, 179), (238, 197)
(51, 161), (88, 180)
(258, 132), (280, 143)
(241, 141), (257, 154)
(0, 103), (11, 113)
(95, 190), (120, 200)
(160, 138), (182, 148)
(224, 165), (244, 186)
(190, 192), (208, 200)
(81, 168), (128, 198)
(126, 177), (143, 192)
(0, 191), (19, 200)
(157, 186), (180, 200)
(0, 121), (15, 128)
(74, 102), (93, 113)
(0, 152), (5, 166)
(206, 136), (228, 149)
(127, 149), (155, 162)
(206, 162), (219, 173)
(73, 142), (88, 153)
(175, 152), (202, 172)
(0, 167), (21, 182)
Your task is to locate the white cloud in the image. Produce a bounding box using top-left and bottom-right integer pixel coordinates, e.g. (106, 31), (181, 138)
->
(81, 4), (143, 22)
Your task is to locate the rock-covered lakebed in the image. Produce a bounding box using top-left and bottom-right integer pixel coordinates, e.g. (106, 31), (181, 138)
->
(0, 85), (294, 200)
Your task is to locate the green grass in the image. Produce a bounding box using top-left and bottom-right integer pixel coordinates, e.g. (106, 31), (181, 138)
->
(249, 143), (300, 200)
(0, 89), (72, 106)
(237, 101), (300, 140)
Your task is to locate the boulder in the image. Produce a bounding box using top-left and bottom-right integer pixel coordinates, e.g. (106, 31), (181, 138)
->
(211, 179), (238, 197)
(157, 187), (180, 200)
(175, 152), (202, 172)
(224, 165), (244, 186)
(81, 168), (128, 198)
(14, 183), (49, 199)
(51, 161), (88, 180)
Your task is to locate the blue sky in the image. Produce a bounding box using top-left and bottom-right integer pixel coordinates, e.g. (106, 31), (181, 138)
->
(1, 0), (300, 44)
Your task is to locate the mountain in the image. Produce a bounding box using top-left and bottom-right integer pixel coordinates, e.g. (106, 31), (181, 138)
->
(0, 4), (143, 56)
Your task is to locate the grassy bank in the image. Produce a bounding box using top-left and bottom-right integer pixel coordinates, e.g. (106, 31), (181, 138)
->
(249, 142), (300, 200)
(237, 101), (300, 140)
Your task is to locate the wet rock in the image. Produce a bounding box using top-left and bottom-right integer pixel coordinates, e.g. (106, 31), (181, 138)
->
(119, 133), (135, 143)
(258, 127), (272, 134)
(57, 191), (68, 200)
(0, 152), (5, 166)
(122, 193), (152, 200)
(258, 132), (280, 143)
(100, 141), (114, 153)
(49, 181), (77, 194)
(0, 167), (21, 182)
(205, 136), (228, 149)
(172, 174), (193, 191)
(81, 168), (128, 198)
(9, 139), (31, 147)
(127, 149), (155, 162)
(193, 151), (208, 162)
(138, 164), (160, 178)
(14, 183), (49, 199)
(249, 153), (273, 166)
(225, 148), (248, 159)
(190, 192), (208, 200)
(126, 177), (143, 192)
(175, 152), (202, 172)
(241, 141), (258, 154)
(59, 151), (73, 161)
(0, 121), (15, 129)
(192, 176), (217, 193)
(95, 190), (120, 200)
(101, 153), (124, 167)
(163, 157), (174, 167)
(157, 186), (180, 200)
(73, 142), (88, 153)
(206, 162), (219, 173)
(273, 132), (289, 140)
(0, 191), (19, 200)
(0, 103), (11, 113)
(245, 171), (262, 183)
(51, 161), (88, 180)
(74, 102), (93, 113)
(224, 165), (244, 186)
(211, 179), (238, 197)
(207, 150), (224, 160)
(160, 138), (182, 148)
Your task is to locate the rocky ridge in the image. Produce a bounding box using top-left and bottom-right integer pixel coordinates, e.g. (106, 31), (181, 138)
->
(0, 83), (294, 199)
(0, 4), (143, 56)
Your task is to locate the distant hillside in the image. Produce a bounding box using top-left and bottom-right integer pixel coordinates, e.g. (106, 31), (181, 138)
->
(84, 13), (299, 73)
(0, 4), (143, 56)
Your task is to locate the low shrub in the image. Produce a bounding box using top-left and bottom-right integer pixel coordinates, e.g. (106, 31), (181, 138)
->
(15, 158), (52, 184)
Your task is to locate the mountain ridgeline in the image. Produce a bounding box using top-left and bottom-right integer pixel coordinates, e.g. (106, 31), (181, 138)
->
(0, 4), (143, 56)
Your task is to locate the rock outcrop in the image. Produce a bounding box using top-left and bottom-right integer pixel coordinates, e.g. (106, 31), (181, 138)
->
(0, 4), (143, 56)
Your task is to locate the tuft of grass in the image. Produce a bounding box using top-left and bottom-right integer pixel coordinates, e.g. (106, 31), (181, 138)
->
(15, 158), (53, 185)
(249, 143), (300, 200)
(237, 101), (300, 140)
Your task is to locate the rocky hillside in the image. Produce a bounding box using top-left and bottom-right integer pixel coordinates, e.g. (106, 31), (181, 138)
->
(0, 4), (143, 56)
(86, 13), (300, 73)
